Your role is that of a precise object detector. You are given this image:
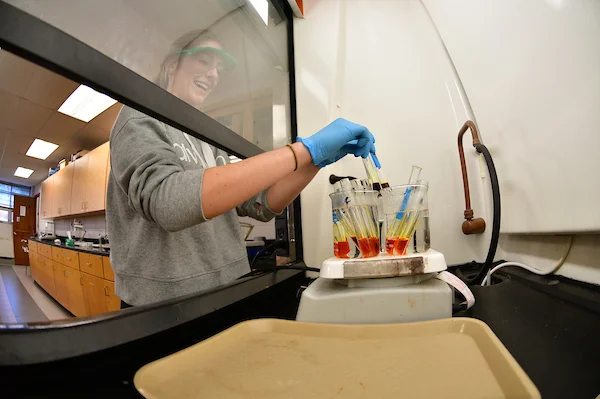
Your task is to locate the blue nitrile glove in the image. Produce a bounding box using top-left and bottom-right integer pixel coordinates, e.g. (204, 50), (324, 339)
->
(316, 139), (376, 168)
(297, 118), (376, 167)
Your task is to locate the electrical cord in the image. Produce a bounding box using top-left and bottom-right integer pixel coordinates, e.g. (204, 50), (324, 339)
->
(481, 236), (574, 286)
(461, 143), (501, 285)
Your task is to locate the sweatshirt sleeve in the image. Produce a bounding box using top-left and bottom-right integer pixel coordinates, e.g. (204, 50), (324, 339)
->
(236, 189), (282, 222)
(110, 114), (207, 232)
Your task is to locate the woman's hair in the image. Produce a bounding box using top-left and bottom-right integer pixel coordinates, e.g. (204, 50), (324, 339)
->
(155, 29), (221, 90)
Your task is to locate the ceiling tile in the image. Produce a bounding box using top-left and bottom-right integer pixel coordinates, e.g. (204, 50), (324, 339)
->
(37, 111), (86, 144)
(23, 67), (79, 110)
(11, 98), (53, 136)
(0, 51), (36, 97)
(76, 124), (110, 149)
(89, 103), (123, 131)
(1, 151), (53, 171)
(0, 90), (19, 129)
(4, 132), (36, 157)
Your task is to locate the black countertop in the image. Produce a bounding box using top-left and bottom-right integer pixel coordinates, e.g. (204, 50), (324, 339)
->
(31, 236), (110, 257)
(462, 268), (600, 399)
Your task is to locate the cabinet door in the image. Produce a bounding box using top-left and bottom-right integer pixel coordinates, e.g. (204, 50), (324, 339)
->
(81, 272), (108, 315)
(53, 164), (74, 217)
(102, 256), (114, 281)
(40, 177), (54, 218)
(64, 267), (86, 317)
(79, 252), (104, 278)
(70, 155), (89, 215)
(85, 142), (109, 212)
(42, 257), (56, 298)
(53, 262), (69, 309)
(29, 251), (39, 282)
(103, 280), (120, 312)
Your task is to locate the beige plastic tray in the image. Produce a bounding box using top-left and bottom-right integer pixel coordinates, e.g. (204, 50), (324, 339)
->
(134, 318), (540, 399)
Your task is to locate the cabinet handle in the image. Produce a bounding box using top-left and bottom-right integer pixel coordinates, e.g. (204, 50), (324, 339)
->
(104, 286), (109, 296)
(64, 256), (71, 261)
(86, 262), (92, 268)
(63, 269), (67, 277)
(80, 276), (83, 285)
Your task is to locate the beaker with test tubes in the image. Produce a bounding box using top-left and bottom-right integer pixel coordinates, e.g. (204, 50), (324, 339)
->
(381, 180), (429, 256)
(330, 184), (380, 259)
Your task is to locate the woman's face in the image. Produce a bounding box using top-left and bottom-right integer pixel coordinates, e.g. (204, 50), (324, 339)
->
(167, 39), (224, 107)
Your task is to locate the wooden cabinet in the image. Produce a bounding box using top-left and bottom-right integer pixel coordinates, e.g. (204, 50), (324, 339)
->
(52, 163), (74, 217)
(70, 155), (89, 215)
(52, 246), (80, 270)
(53, 262), (69, 309)
(40, 177), (54, 218)
(53, 262), (87, 317)
(79, 252), (104, 278)
(102, 256), (114, 281)
(82, 272), (119, 315)
(30, 241), (118, 317)
(69, 142), (109, 215)
(86, 142), (109, 212)
(37, 243), (52, 260)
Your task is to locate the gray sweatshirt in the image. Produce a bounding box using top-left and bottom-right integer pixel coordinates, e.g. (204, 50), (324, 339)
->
(106, 106), (278, 306)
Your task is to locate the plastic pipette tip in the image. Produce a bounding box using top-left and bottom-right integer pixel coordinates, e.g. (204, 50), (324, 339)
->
(371, 153), (381, 169)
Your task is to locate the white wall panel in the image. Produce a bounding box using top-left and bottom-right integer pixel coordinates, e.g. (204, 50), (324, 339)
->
(423, 0), (600, 233)
(295, 0), (491, 268)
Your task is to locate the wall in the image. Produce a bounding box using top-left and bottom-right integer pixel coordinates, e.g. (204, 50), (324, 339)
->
(423, 0), (600, 233)
(295, 0), (491, 269)
(39, 214), (107, 240)
(296, 0), (600, 285)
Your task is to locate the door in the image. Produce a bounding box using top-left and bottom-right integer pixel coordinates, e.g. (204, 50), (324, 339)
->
(40, 177), (54, 218)
(13, 195), (36, 266)
(86, 142), (109, 212)
(70, 155), (89, 215)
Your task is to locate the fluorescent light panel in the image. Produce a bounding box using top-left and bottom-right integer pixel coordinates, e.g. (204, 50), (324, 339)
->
(229, 155), (242, 163)
(14, 167), (34, 178)
(248, 0), (269, 25)
(58, 84), (117, 122)
(26, 138), (59, 160)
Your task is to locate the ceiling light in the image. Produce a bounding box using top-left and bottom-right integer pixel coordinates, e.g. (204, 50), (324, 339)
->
(14, 167), (34, 179)
(248, 0), (269, 25)
(58, 84), (117, 122)
(26, 138), (59, 160)
(229, 155), (242, 163)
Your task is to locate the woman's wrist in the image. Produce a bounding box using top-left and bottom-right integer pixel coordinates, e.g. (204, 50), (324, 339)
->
(291, 142), (313, 166)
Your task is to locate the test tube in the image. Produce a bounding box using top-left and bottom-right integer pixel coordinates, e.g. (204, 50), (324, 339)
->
(386, 166), (422, 238)
(362, 156), (380, 189)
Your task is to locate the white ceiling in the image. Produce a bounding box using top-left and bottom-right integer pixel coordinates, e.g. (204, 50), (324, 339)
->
(0, 50), (122, 187)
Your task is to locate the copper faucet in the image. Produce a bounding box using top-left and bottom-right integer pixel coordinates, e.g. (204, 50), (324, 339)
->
(457, 120), (486, 235)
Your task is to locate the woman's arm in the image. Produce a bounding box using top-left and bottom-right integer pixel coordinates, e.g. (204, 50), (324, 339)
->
(264, 163), (319, 213)
(202, 142), (312, 219)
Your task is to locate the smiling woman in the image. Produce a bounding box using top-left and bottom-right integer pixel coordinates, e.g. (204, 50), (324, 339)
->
(155, 30), (236, 107)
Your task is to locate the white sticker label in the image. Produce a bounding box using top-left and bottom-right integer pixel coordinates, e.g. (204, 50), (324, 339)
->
(20, 205), (26, 216)
(436, 271), (475, 309)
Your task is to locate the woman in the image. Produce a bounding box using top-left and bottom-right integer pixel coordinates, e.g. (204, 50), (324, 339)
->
(107, 30), (376, 307)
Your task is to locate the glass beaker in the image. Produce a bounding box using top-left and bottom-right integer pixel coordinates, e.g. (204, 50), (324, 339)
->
(381, 181), (429, 256)
(330, 188), (379, 259)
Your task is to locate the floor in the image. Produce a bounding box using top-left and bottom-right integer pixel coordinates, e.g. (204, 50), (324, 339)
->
(0, 259), (70, 324)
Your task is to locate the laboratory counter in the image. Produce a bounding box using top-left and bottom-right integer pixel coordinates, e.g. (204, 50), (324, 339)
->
(1, 265), (599, 398)
(30, 236), (110, 256)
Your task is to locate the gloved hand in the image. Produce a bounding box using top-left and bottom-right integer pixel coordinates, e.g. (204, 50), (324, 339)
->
(297, 118), (376, 167)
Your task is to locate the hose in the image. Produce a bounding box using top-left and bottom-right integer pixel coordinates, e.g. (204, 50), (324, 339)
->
(462, 143), (501, 285)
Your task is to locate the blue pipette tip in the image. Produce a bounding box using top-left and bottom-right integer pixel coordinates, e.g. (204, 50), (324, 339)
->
(371, 153), (381, 169)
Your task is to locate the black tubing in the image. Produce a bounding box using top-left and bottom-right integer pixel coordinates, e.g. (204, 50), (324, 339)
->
(329, 175), (357, 185)
(463, 143), (501, 285)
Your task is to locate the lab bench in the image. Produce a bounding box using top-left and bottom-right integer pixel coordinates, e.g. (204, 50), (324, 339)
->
(0, 266), (599, 398)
